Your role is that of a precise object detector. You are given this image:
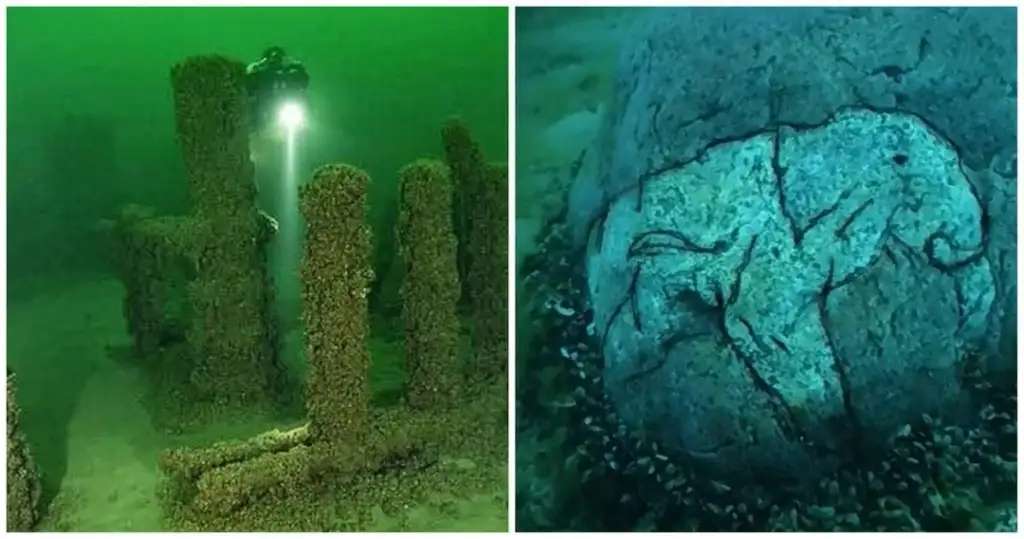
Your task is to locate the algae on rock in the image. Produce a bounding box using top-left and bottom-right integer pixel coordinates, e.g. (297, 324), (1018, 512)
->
(7, 371), (41, 532)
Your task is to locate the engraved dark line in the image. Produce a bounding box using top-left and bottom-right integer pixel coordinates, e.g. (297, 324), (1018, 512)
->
(882, 245), (899, 267)
(727, 335), (800, 441)
(726, 234), (759, 306)
(737, 316), (770, 355)
(629, 267), (643, 331)
(622, 355), (669, 386)
(600, 266), (641, 347)
(827, 207), (899, 292)
(835, 198), (875, 239)
(711, 279), (800, 441)
(628, 229), (732, 259)
(770, 335), (791, 354)
(797, 187), (855, 244)
(923, 230), (985, 273)
(953, 279), (966, 332)
(819, 261), (863, 444)
(770, 131), (798, 244)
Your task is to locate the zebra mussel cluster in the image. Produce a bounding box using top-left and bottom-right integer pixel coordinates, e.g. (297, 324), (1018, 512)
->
(520, 215), (1016, 532)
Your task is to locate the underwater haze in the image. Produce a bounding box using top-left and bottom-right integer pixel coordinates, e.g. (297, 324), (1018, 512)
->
(6, 6), (509, 532)
(515, 6), (1017, 532)
(7, 6), (507, 292)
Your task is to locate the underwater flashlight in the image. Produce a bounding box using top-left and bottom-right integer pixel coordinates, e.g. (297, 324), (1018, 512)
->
(277, 101), (306, 131)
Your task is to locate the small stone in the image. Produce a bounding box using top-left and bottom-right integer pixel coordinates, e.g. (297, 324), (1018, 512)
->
(665, 476), (686, 490)
(710, 480), (731, 493)
(882, 509), (904, 519)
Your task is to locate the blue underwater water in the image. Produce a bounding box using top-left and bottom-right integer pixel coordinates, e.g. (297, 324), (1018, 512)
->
(515, 6), (1017, 532)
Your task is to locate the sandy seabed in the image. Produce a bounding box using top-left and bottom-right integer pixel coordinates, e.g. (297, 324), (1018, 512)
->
(9, 277), (507, 532)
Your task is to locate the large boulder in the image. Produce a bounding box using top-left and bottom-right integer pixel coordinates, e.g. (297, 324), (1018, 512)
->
(570, 8), (1016, 235)
(577, 7), (1016, 486)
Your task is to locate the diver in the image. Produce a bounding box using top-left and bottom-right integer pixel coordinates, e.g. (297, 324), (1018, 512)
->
(245, 46), (310, 133)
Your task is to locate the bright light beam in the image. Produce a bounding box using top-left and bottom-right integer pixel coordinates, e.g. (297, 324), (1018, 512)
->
(275, 124), (302, 327)
(277, 101), (306, 131)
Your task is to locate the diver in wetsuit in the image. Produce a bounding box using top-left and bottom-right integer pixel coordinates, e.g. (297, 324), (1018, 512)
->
(246, 47), (309, 232)
(245, 46), (310, 133)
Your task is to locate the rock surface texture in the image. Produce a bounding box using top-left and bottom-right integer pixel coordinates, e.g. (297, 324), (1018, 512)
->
(576, 7), (1017, 484)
